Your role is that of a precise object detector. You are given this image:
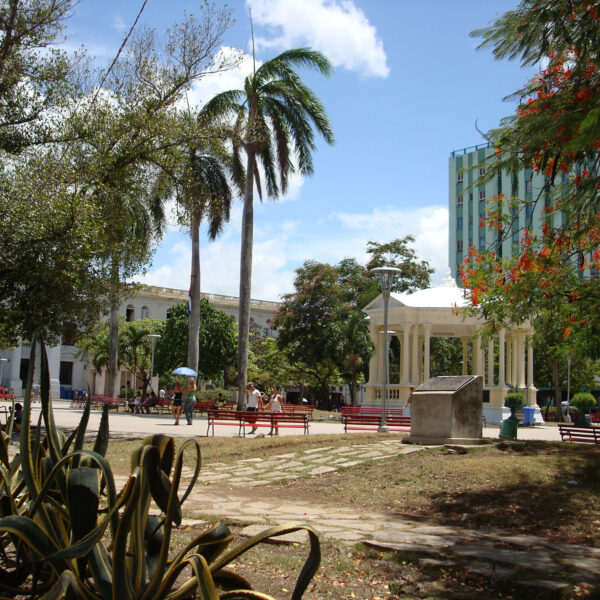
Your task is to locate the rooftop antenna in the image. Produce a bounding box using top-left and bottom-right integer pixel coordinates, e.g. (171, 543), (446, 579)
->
(249, 7), (256, 75)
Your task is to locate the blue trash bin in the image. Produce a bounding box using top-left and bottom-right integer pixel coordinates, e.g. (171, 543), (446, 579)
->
(522, 406), (535, 426)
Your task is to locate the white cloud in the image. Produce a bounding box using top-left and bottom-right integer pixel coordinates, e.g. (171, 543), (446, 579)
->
(139, 203), (449, 303)
(248, 0), (389, 78)
(112, 14), (127, 32)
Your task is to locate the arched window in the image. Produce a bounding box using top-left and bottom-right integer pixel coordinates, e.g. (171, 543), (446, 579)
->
(141, 306), (149, 319)
(126, 305), (135, 322)
(166, 308), (172, 319)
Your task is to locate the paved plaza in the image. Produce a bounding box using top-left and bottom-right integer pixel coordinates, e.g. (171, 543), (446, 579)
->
(5, 400), (591, 593)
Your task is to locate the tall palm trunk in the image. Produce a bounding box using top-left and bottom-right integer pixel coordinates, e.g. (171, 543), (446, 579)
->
(187, 213), (201, 371)
(107, 262), (120, 398)
(108, 306), (119, 398)
(237, 151), (255, 409)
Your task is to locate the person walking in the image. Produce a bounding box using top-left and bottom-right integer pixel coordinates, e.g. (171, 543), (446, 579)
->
(172, 381), (183, 425)
(266, 386), (284, 435)
(183, 377), (197, 425)
(242, 382), (263, 434)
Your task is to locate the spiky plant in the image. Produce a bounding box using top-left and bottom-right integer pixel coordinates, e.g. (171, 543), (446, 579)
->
(0, 334), (320, 599)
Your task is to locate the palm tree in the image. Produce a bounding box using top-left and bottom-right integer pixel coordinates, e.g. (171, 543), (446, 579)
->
(183, 142), (236, 372)
(201, 47), (335, 407)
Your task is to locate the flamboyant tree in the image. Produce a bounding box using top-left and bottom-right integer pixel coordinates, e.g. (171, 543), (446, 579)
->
(461, 1), (600, 380)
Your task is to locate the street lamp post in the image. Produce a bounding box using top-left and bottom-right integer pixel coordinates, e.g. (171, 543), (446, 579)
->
(566, 355), (572, 420)
(370, 266), (402, 433)
(147, 334), (160, 394)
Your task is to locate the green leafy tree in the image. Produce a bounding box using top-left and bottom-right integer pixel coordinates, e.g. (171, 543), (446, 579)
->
(120, 318), (163, 395)
(154, 301), (236, 383)
(460, 1), (600, 408)
(201, 47), (335, 406)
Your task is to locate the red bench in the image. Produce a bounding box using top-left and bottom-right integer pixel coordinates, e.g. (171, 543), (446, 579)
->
(194, 400), (217, 414)
(284, 404), (316, 419)
(558, 425), (600, 444)
(206, 409), (309, 437)
(342, 412), (411, 433)
(87, 396), (127, 411)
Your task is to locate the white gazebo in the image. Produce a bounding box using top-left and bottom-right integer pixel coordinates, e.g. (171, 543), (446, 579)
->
(362, 272), (541, 425)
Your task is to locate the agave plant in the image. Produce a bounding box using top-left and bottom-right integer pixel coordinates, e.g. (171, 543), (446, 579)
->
(0, 335), (320, 599)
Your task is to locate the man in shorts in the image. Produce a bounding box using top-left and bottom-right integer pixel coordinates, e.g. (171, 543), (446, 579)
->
(242, 382), (262, 434)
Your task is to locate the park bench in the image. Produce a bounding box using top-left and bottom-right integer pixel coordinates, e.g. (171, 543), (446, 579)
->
(284, 404), (316, 419)
(89, 396), (127, 411)
(0, 405), (8, 427)
(153, 398), (172, 414)
(558, 425), (600, 445)
(342, 411), (411, 433)
(194, 400), (217, 414)
(206, 409), (309, 437)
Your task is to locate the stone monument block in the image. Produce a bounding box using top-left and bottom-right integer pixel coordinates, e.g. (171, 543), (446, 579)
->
(405, 375), (484, 445)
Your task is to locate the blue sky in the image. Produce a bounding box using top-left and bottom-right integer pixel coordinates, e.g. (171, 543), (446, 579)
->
(69, 0), (534, 301)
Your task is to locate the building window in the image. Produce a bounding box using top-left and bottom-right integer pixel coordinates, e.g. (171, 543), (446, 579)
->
(469, 192), (473, 202)
(479, 237), (486, 251)
(512, 230), (519, 245)
(561, 172), (568, 183)
(479, 189), (486, 200)
(469, 216), (473, 225)
(457, 240), (463, 252)
(126, 305), (135, 322)
(457, 194), (463, 206)
(457, 172), (463, 183)
(525, 180), (532, 194)
(141, 306), (149, 320)
(166, 308), (172, 319)
(457, 217), (463, 229)
(479, 167), (486, 176)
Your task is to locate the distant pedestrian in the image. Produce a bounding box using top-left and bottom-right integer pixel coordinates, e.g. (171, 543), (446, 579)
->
(266, 387), (284, 435)
(183, 377), (197, 425)
(172, 381), (183, 425)
(242, 382), (263, 434)
(402, 386), (415, 413)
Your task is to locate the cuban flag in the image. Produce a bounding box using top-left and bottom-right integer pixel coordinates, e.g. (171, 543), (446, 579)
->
(187, 283), (192, 315)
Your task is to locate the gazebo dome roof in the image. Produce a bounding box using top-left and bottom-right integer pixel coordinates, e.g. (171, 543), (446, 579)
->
(393, 270), (469, 308)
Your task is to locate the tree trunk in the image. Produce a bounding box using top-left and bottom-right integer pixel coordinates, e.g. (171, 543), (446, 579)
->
(108, 306), (119, 398)
(552, 357), (562, 422)
(237, 151), (255, 410)
(187, 213), (201, 371)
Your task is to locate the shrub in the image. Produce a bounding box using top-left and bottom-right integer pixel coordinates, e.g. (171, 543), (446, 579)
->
(504, 392), (524, 410)
(570, 392), (596, 412)
(0, 336), (320, 599)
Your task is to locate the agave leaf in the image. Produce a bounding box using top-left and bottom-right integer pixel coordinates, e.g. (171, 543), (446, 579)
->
(212, 568), (255, 592)
(39, 341), (63, 468)
(153, 553), (220, 600)
(219, 590), (276, 599)
(141, 444), (181, 524)
(88, 541), (113, 600)
(93, 404), (110, 457)
(38, 569), (83, 600)
(67, 467), (99, 543)
(210, 522), (321, 600)
(172, 522), (233, 568)
(144, 515), (164, 579)
(141, 434), (175, 476)
(72, 394), (92, 469)
(0, 514), (68, 573)
(20, 337), (39, 499)
(112, 469), (141, 600)
(0, 428), (10, 466)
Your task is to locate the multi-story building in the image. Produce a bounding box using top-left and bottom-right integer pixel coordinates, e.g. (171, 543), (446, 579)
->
(448, 142), (567, 283)
(0, 287), (281, 397)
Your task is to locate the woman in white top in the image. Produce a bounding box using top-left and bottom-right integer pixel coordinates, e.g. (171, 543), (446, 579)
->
(266, 387), (284, 435)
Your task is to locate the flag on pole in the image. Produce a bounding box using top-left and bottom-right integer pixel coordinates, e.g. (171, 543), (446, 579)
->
(187, 283), (192, 315)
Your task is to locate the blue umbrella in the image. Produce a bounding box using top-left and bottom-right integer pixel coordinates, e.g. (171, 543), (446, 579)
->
(172, 367), (198, 377)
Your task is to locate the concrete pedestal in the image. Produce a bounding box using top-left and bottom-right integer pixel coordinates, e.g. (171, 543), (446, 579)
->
(405, 375), (484, 445)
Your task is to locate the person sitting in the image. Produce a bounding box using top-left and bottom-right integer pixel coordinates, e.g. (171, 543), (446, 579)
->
(142, 391), (157, 413)
(1, 403), (22, 433)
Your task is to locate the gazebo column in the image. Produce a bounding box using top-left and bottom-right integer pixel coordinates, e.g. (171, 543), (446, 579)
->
(423, 324), (431, 381)
(487, 338), (494, 387)
(401, 325), (410, 384)
(461, 337), (469, 376)
(474, 335), (483, 377)
(368, 325), (378, 384)
(506, 333), (512, 387)
(411, 324), (420, 383)
(417, 336), (423, 383)
(498, 329), (506, 388)
(517, 330), (526, 390)
(527, 331), (538, 407)
(512, 333), (518, 389)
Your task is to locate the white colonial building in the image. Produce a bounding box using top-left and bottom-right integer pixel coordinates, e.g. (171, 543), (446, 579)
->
(0, 286), (281, 398)
(363, 273), (541, 425)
